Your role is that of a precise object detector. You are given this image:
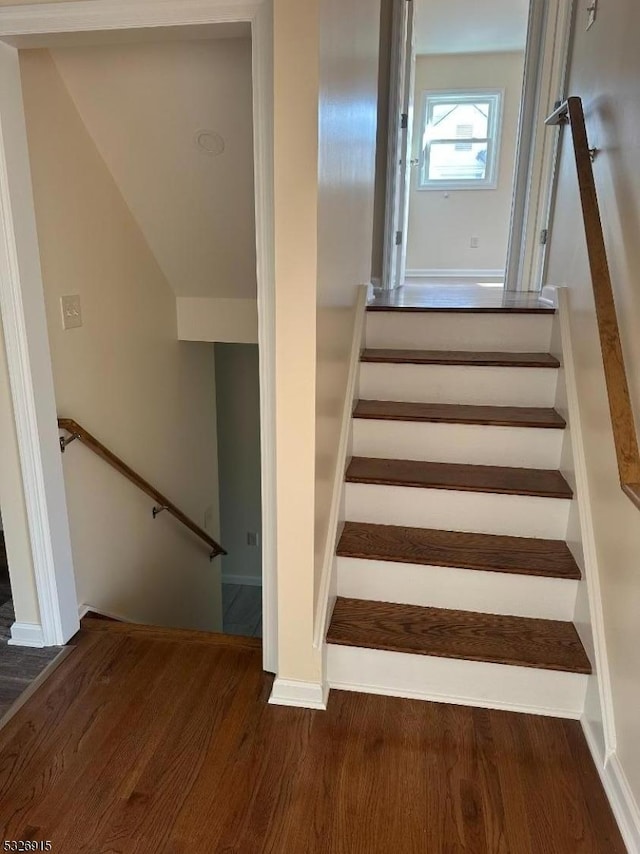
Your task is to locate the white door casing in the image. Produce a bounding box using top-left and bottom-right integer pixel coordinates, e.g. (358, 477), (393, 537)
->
(381, 0), (414, 291)
(0, 0), (277, 670)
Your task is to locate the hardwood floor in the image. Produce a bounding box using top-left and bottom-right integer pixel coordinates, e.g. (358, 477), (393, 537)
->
(0, 537), (62, 720)
(0, 619), (624, 852)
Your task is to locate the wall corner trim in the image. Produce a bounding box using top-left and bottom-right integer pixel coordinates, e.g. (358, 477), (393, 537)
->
(582, 718), (640, 853)
(313, 284), (369, 650)
(268, 677), (329, 710)
(8, 621), (46, 648)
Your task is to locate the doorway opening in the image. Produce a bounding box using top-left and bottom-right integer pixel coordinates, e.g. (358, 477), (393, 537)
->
(0, 0), (276, 673)
(374, 0), (573, 300)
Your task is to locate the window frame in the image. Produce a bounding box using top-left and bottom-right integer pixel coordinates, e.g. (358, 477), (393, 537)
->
(417, 88), (504, 191)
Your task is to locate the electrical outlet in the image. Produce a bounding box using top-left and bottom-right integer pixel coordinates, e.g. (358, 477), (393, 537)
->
(470, 236), (479, 249)
(247, 532), (259, 547)
(60, 294), (82, 330)
(587, 0), (597, 29)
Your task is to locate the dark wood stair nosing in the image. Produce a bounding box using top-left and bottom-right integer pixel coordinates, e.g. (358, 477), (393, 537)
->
(336, 522), (582, 581)
(327, 597), (592, 675)
(353, 400), (567, 430)
(346, 457), (573, 500)
(366, 305), (555, 315)
(360, 349), (560, 368)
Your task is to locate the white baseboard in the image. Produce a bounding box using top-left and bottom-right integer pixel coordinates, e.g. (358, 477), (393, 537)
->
(8, 621), (46, 648)
(582, 718), (640, 852)
(405, 268), (505, 280)
(78, 603), (129, 623)
(269, 677), (329, 710)
(221, 574), (262, 588)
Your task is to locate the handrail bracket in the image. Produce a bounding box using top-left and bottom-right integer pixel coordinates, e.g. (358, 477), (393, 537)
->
(59, 432), (80, 453)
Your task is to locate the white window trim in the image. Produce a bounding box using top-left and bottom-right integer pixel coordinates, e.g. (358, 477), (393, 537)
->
(418, 88), (504, 192)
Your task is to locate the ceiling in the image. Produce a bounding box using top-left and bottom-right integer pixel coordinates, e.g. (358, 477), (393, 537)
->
(50, 36), (257, 300)
(415, 0), (530, 55)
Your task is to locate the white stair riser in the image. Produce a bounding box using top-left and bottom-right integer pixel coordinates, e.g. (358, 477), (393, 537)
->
(327, 644), (588, 718)
(359, 363), (558, 407)
(345, 482), (570, 539)
(353, 419), (563, 469)
(337, 557), (578, 621)
(365, 312), (553, 352)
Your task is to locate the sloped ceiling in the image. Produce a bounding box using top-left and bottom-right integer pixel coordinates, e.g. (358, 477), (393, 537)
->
(50, 36), (256, 299)
(416, 0), (530, 55)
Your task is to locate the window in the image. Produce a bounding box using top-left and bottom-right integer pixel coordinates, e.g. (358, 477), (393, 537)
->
(418, 90), (503, 190)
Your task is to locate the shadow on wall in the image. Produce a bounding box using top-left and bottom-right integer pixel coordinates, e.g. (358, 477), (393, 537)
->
(215, 343), (262, 588)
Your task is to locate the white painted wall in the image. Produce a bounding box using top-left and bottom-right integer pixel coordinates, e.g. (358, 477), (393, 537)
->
(406, 51), (524, 276)
(315, 0), (380, 607)
(215, 344), (262, 586)
(20, 49), (223, 631)
(48, 37), (256, 300)
(177, 297), (258, 344)
(545, 0), (640, 826)
(271, 0), (380, 689)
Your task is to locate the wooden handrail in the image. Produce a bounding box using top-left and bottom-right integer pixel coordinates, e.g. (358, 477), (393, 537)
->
(546, 97), (640, 510)
(58, 417), (226, 558)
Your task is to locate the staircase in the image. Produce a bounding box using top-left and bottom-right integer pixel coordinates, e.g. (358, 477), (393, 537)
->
(326, 302), (592, 717)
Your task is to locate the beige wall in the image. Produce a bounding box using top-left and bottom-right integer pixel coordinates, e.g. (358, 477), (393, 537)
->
(407, 51), (524, 274)
(20, 49), (223, 631)
(273, 0), (380, 684)
(315, 0), (380, 600)
(545, 0), (640, 805)
(49, 38), (256, 300)
(273, 0), (320, 682)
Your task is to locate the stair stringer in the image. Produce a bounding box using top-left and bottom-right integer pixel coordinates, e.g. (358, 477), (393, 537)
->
(550, 287), (616, 761)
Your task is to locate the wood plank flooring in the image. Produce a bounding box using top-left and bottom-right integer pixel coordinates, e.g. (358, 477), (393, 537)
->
(0, 620), (624, 852)
(328, 598), (592, 674)
(0, 540), (62, 719)
(354, 399), (567, 428)
(346, 457), (573, 498)
(361, 349), (560, 367)
(337, 521), (582, 579)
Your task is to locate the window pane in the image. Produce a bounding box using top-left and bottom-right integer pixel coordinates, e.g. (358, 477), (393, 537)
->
(426, 141), (489, 182)
(428, 101), (490, 142)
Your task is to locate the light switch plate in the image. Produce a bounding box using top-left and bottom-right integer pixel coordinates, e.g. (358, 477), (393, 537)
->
(587, 0), (597, 29)
(60, 294), (82, 330)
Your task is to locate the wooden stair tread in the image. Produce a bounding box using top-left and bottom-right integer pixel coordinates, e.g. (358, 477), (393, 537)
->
(366, 305), (554, 314)
(337, 522), (581, 580)
(361, 349), (560, 368)
(80, 617), (262, 649)
(327, 598), (591, 674)
(346, 457), (573, 499)
(354, 400), (566, 429)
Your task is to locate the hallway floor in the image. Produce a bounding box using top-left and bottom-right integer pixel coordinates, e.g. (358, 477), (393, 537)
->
(0, 536), (61, 720)
(222, 582), (262, 637)
(369, 282), (550, 311)
(0, 617), (625, 852)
